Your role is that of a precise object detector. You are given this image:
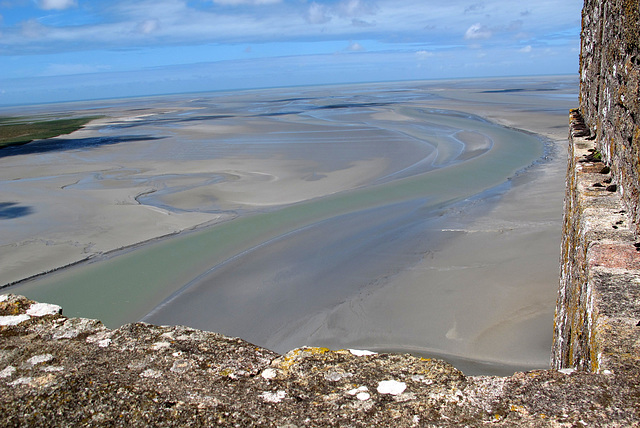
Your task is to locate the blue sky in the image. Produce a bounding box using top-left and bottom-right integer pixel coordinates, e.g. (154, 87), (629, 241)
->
(0, 0), (582, 105)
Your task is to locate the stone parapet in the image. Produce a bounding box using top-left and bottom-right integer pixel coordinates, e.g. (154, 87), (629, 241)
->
(552, 110), (640, 376)
(2, 293), (640, 426)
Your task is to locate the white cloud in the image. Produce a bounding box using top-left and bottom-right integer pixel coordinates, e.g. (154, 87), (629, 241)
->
(305, 0), (377, 26)
(136, 19), (161, 35)
(416, 50), (434, 59)
(306, 2), (331, 25)
(464, 23), (492, 40)
(346, 41), (364, 51)
(519, 45), (532, 53)
(0, 0), (581, 74)
(20, 19), (46, 38)
(336, 0), (378, 18)
(37, 0), (77, 10)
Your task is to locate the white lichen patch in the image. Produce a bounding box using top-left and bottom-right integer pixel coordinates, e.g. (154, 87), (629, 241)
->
(91, 413), (107, 423)
(349, 349), (377, 356)
(411, 374), (434, 385)
(356, 391), (371, 401)
(377, 380), (407, 395)
(26, 302), (61, 317)
(86, 331), (113, 347)
(8, 376), (33, 386)
(324, 370), (353, 382)
(347, 385), (369, 395)
(43, 366), (64, 373)
(140, 369), (162, 379)
(0, 366), (16, 379)
(393, 391), (417, 402)
(170, 359), (191, 374)
(52, 330), (77, 340)
(261, 368), (278, 380)
(27, 354), (54, 365)
(32, 373), (57, 387)
(0, 314), (30, 326)
(348, 396), (375, 411)
(429, 388), (464, 405)
(52, 318), (101, 340)
(260, 390), (286, 403)
(151, 341), (171, 351)
(160, 331), (176, 340)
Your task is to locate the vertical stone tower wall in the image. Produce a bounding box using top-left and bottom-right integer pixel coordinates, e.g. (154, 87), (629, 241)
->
(553, 0), (640, 372)
(580, 0), (640, 228)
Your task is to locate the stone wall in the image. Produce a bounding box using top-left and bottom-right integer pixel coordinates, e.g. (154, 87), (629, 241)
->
(579, 0), (640, 231)
(552, 110), (640, 373)
(550, 0), (640, 380)
(2, 293), (640, 426)
(551, 0), (640, 373)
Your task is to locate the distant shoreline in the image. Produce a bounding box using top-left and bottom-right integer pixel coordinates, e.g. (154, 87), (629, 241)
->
(0, 116), (98, 150)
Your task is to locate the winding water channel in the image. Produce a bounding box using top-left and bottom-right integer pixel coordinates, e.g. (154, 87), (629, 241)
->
(5, 79), (572, 374)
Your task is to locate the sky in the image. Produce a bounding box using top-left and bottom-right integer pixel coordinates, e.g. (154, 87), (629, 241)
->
(0, 0), (583, 106)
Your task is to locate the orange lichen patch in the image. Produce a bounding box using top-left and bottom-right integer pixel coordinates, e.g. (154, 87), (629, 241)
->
(278, 347), (331, 372)
(0, 294), (34, 316)
(588, 243), (640, 270)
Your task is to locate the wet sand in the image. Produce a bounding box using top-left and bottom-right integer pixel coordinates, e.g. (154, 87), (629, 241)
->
(2, 76), (577, 374)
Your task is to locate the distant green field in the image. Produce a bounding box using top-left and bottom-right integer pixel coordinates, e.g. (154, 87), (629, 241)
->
(0, 116), (98, 149)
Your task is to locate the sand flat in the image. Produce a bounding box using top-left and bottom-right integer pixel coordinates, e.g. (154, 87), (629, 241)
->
(3, 76), (577, 374)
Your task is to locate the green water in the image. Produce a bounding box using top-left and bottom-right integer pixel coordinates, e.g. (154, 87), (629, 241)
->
(9, 108), (544, 327)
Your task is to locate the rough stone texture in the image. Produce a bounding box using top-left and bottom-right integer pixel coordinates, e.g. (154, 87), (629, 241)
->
(2, 293), (640, 427)
(579, 0), (640, 232)
(553, 110), (640, 376)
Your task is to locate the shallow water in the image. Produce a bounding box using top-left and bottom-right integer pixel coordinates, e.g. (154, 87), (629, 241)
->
(6, 77), (576, 375)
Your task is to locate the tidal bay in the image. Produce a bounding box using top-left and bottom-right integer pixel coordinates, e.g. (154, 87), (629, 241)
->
(2, 76), (578, 374)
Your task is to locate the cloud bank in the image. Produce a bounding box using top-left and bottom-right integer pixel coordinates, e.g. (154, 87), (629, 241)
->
(0, 0), (582, 105)
(37, 0), (77, 11)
